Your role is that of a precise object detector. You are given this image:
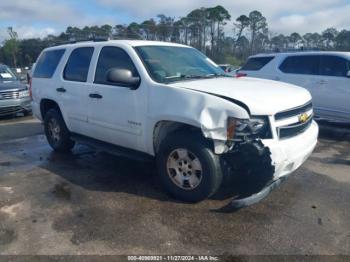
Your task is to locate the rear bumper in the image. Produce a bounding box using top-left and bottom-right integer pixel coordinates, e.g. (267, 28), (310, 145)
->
(0, 97), (31, 116)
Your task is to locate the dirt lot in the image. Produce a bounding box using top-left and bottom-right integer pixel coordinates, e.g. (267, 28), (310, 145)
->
(0, 116), (349, 255)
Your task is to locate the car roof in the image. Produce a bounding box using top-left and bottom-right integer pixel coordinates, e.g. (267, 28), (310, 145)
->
(250, 51), (350, 58)
(43, 40), (190, 52)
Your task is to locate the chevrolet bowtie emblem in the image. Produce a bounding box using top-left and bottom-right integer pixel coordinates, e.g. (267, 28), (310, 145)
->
(299, 113), (308, 123)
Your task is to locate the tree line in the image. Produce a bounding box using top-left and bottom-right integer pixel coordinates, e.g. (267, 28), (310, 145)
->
(1, 5), (350, 68)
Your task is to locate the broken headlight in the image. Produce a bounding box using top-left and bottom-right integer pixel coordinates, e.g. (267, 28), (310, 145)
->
(227, 116), (272, 141)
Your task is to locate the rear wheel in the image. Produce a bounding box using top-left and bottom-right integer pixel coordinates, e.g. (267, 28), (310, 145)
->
(44, 108), (75, 152)
(156, 132), (223, 202)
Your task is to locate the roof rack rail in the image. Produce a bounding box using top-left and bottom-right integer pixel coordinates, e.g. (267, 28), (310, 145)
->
(53, 35), (110, 46)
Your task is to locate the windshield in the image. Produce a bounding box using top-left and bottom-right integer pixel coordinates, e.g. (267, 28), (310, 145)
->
(134, 46), (226, 84)
(0, 65), (17, 81)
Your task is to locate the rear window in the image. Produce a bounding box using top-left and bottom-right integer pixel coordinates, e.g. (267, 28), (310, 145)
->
(279, 55), (319, 75)
(241, 56), (274, 71)
(319, 56), (350, 77)
(33, 49), (65, 78)
(64, 47), (94, 82)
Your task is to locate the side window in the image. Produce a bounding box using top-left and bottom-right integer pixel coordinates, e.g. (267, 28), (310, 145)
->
(319, 56), (349, 77)
(33, 49), (65, 78)
(241, 56), (274, 71)
(64, 47), (94, 82)
(279, 55), (319, 75)
(94, 46), (138, 85)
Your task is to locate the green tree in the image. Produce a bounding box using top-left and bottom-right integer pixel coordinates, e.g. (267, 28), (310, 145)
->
(234, 15), (250, 46)
(207, 5), (231, 53)
(248, 11), (267, 54)
(335, 30), (350, 51)
(140, 19), (157, 40)
(113, 24), (128, 39)
(157, 14), (175, 41)
(2, 27), (20, 67)
(289, 32), (302, 48)
(322, 28), (338, 49)
(186, 8), (208, 51)
(127, 22), (142, 39)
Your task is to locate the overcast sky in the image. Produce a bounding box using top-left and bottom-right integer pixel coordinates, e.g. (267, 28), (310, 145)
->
(1, 0), (350, 41)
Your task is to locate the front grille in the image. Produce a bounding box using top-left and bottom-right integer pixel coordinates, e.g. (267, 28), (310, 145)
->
(275, 101), (313, 121)
(0, 90), (20, 100)
(0, 106), (22, 116)
(278, 117), (313, 139)
(275, 100), (313, 139)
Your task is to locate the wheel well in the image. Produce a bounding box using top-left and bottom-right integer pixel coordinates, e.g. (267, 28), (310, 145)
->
(40, 99), (60, 119)
(153, 121), (206, 154)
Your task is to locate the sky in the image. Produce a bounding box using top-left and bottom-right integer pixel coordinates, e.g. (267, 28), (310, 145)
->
(0, 0), (350, 41)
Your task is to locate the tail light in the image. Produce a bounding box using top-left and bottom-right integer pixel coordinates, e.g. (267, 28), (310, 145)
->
(236, 72), (247, 78)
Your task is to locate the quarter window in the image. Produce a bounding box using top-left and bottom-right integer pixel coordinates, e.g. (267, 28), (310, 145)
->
(319, 56), (349, 77)
(279, 55), (320, 75)
(33, 49), (65, 78)
(241, 56), (274, 71)
(64, 47), (94, 82)
(94, 46), (138, 85)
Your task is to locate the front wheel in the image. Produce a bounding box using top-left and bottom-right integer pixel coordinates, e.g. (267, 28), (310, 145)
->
(44, 108), (75, 152)
(156, 132), (223, 202)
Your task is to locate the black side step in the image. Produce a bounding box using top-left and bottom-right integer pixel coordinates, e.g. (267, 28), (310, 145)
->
(71, 133), (154, 162)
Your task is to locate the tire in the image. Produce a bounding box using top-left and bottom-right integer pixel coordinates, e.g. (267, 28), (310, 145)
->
(156, 131), (223, 203)
(44, 108), (75, 152)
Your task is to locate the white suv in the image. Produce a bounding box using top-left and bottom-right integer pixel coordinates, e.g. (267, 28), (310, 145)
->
(31, 40), (318, 207)
(238, 52), (350, 123)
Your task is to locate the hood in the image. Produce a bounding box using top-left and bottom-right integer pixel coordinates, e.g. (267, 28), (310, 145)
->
(168, 77), (312, 115)
(0, 80), (27, 92)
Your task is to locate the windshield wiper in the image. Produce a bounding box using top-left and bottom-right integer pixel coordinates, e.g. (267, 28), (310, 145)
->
(165, 73), (229, 83)
(205, 73), (231, 78)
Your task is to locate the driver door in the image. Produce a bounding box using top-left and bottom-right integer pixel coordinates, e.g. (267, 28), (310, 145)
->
(86, 46), (147, 152)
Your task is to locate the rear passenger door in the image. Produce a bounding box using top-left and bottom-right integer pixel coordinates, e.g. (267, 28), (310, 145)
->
(317, 55), (350, 121)
(59, 47), (94, 135)
(278, 55), (325, 114)
(86, 46), (146, 152)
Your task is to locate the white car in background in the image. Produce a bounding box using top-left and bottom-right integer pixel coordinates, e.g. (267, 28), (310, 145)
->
(237, 52), (350, 123)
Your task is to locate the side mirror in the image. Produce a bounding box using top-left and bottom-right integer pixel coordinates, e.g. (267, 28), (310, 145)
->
(106, 68), (140, 89)
(347, 70), (350, 78)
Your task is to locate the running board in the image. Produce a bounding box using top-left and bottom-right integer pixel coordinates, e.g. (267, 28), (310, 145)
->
(71, 133), (154, 162)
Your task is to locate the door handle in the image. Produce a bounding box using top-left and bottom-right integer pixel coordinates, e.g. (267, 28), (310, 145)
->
(318, 80), (327, 85)
(56, 87), (66, 93)
(89, 93), (103, 99)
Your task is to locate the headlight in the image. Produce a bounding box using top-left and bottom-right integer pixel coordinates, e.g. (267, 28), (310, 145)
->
(227, 116), (271, 140)
(18, 90), (30, 98)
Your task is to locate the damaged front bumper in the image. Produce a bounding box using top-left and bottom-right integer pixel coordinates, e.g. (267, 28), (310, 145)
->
(217, 120), (318, 212)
